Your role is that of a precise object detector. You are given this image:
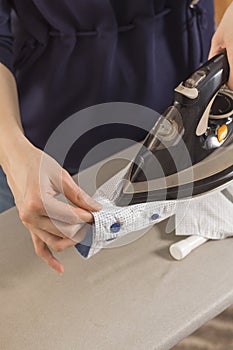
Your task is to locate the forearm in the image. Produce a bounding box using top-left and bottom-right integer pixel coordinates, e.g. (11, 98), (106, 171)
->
(209, 1), (233, 88)
(0, 63), (32, 169)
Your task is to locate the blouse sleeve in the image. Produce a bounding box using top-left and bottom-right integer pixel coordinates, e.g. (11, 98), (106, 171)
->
(0, 0), (14, 74)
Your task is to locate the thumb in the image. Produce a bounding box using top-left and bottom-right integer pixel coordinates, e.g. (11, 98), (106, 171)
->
(208, 41), (223, 60)
(62, 171), (102, 212)
(208, 30), (224, 60)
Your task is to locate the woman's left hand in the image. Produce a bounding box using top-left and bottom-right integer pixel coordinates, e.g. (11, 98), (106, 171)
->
(209, 2), (233, 89)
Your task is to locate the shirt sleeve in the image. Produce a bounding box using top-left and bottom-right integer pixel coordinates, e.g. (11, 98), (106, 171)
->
(74, 166), (233, 259)
(0, 0), (14, 74)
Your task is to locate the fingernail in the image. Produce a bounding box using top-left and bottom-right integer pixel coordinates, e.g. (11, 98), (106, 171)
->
(59, 266), (64, 274)
(87, 198), (102, 210)
(95, 202), (103, 210)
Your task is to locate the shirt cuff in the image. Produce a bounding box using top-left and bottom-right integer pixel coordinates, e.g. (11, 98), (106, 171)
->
(76, 197), (177, 259)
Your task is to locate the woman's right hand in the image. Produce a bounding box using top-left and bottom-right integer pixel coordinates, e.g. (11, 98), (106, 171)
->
(2, 137), (101, 273)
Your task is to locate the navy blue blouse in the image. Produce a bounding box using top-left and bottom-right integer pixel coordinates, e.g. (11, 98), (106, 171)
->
(0, 0), (214, 171)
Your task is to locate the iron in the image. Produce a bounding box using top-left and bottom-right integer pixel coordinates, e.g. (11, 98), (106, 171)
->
(116, 51), (233, 206)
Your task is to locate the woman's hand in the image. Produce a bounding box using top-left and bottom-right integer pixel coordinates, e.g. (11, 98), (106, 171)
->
(209, 2), (233, 89)
(2, 138), (99, 274)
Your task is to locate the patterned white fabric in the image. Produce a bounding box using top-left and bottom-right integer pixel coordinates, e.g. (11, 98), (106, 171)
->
(175, 184), (233, 239)
(75, 166), (233, 259)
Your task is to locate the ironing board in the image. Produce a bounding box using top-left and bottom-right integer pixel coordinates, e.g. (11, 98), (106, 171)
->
(1, 153), (233, 350)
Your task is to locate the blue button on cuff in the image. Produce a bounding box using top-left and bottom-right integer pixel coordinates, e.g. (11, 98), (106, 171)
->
(151, 213), (160, 221)
(110, 222), (121, 233)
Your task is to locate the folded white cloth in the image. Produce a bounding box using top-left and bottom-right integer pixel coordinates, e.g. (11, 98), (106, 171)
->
(74, 166), (233, 259)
